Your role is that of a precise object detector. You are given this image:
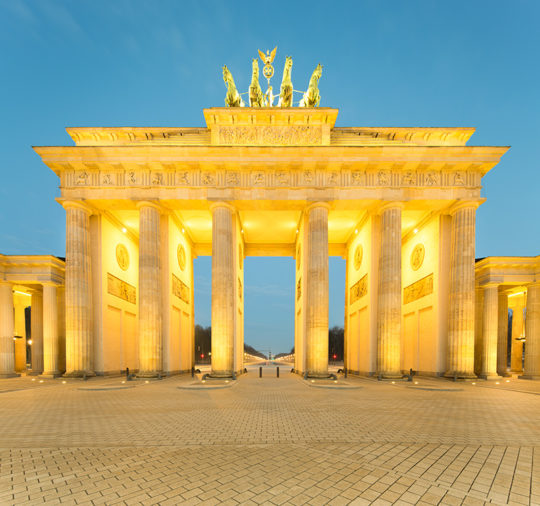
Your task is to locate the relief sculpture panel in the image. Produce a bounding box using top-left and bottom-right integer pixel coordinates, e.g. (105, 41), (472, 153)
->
(403, 273), (433, 305)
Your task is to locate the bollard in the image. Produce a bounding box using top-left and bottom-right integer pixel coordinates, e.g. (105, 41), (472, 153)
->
(259, 366), (262, 378)
(344, 368), (348, 379)
(191, 366), (194, 378)
(276, 366), (279, 378)
(126, 367), (130, 380)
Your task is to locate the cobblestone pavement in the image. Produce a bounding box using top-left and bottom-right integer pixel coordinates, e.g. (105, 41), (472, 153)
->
(1, 367), (540, 505)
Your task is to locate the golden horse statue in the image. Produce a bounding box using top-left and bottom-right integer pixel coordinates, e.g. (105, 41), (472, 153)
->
(222, 65), (244, 107)
(249, 58), (264, 107)
(300, 64), (323, 107)
(278, 56), (293, 107)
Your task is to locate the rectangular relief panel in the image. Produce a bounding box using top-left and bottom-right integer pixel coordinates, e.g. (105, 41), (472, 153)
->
(403, 273), (433, 305)
(107, 273), (136, 304)
(350, 274), (368, 304)
(172, 274), (190, 304)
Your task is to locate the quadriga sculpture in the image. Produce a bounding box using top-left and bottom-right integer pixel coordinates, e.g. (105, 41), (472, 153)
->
(278, 56), (293, 107)
(300, 64), (323, 107)
(223, 65), (244, 107)
(249, 58), (264, 107)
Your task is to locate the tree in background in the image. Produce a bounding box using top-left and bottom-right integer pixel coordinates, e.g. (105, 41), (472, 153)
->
(195, 325), (211, 363)
(328, 326), (344, 361)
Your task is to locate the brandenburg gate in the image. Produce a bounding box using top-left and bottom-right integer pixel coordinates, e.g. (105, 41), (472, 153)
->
(27, 53), (510, 380)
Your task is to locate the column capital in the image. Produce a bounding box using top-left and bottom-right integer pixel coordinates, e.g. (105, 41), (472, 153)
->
(135, 200), (164, 213)
(447, 199), (484, 216)
(304, 201), (331, 214)
(61, 199), (93, 215)
(377, 201), (404, 214)
(209, 201), (236, 214)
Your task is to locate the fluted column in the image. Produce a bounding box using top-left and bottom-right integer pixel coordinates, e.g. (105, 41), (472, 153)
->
(305, 203), (329, 377)
(510, 296), (525, 373)
(211, 203), (235, 377)
(521, 284), (540, 379)
(479, 285), (500, 379)
(0, 282), (18, 378)
(497, 292), (509, 376)
(41, 284), (60, 377)
(137, 202), (162, 377)
(377, 204), (402, 378)
(64, 202), (94, 377)
(30, 290), (44, 374)
(446, 204), (477, 378)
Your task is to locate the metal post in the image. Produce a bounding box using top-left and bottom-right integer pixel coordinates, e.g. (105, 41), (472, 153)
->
(259, 366), (262, 378)
(276, 366), (279, 378)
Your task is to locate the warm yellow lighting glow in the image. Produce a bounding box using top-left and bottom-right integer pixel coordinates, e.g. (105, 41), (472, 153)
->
(121, 381), (125, 384)
(311, 379), (315, 383)
(472, 382), (476, 385)
(241, 229), (244, 234)
(354, 229), (358, 234)
(506, 380), (510, 383)
(13, 290), (31, 296)
(495, 381), (500, 385)
(202, 380), (206, 383)
(28, 339), (32, 345)
(62, 381), (66, 384)
(225, 380), (229, 383)
(145, 380), (149, 384)
(181, 228), (185, 234)
(414, 381), (418, 385)
(334, 380), (337, 383)
(413, 228), (418, 234)
(31, 378), (35, 382)
(39, 380), (43, 383)
(391, 381), (395, 384)
(122, 227), (127, 233)
(296, 229), (299, 234)
(508, 291), (525, 298)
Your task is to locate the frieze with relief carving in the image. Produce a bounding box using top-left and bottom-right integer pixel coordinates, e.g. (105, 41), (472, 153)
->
(69, 167), (480, 190)
(218, 125), (323, 146)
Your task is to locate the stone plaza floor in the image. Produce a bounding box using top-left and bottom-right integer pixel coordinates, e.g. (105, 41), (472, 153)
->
(1, 365), (540, 505)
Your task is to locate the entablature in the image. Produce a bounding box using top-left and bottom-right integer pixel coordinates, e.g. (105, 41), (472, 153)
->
(0, 255), (65, 286)
(475, 255), (540, 287)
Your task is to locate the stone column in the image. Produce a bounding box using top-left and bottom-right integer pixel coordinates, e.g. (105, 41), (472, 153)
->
(497, 292), (509, 376)
(41, 284), (60, 377)
(30, 290), (44, 374)
(479, 285), (500, 379)
(64, 202), (94, 377)
(137, 202), (162, 377)
(521, 283), (540, 379)
(377, 204), (402, 378)
(0, 282), (18, 378)
(510, 296), (525, 373)
(445, 203), (477, 378)
(305, 203), (329, 378)
(210, 203), (235, 377)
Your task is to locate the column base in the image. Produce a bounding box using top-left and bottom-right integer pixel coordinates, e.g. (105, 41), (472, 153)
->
(477, 374), (502, 380)
(377, 372), (403, 380)
(0, 373), (21, 378)
(40, 372), (62, 378)
(63, 370), (95, 378)
(444, 371), (477, 380)
(136, 371), (163, 379)
(518, 375), (540, 380)
(27, 370), (43, 376)
(497, 370), (512, 377)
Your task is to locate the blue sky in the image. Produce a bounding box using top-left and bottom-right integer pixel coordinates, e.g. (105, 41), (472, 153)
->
(0, 0), (538, 353)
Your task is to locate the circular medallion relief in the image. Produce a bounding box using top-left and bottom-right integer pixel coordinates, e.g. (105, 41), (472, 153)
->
(238, 244), (243, 270)
(296, 245), (301, 271)
(177, 244), (186, 271)
(411, 243), (425, 271)
(354, 245), (363, 271)
(116, 244), (129, 271)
